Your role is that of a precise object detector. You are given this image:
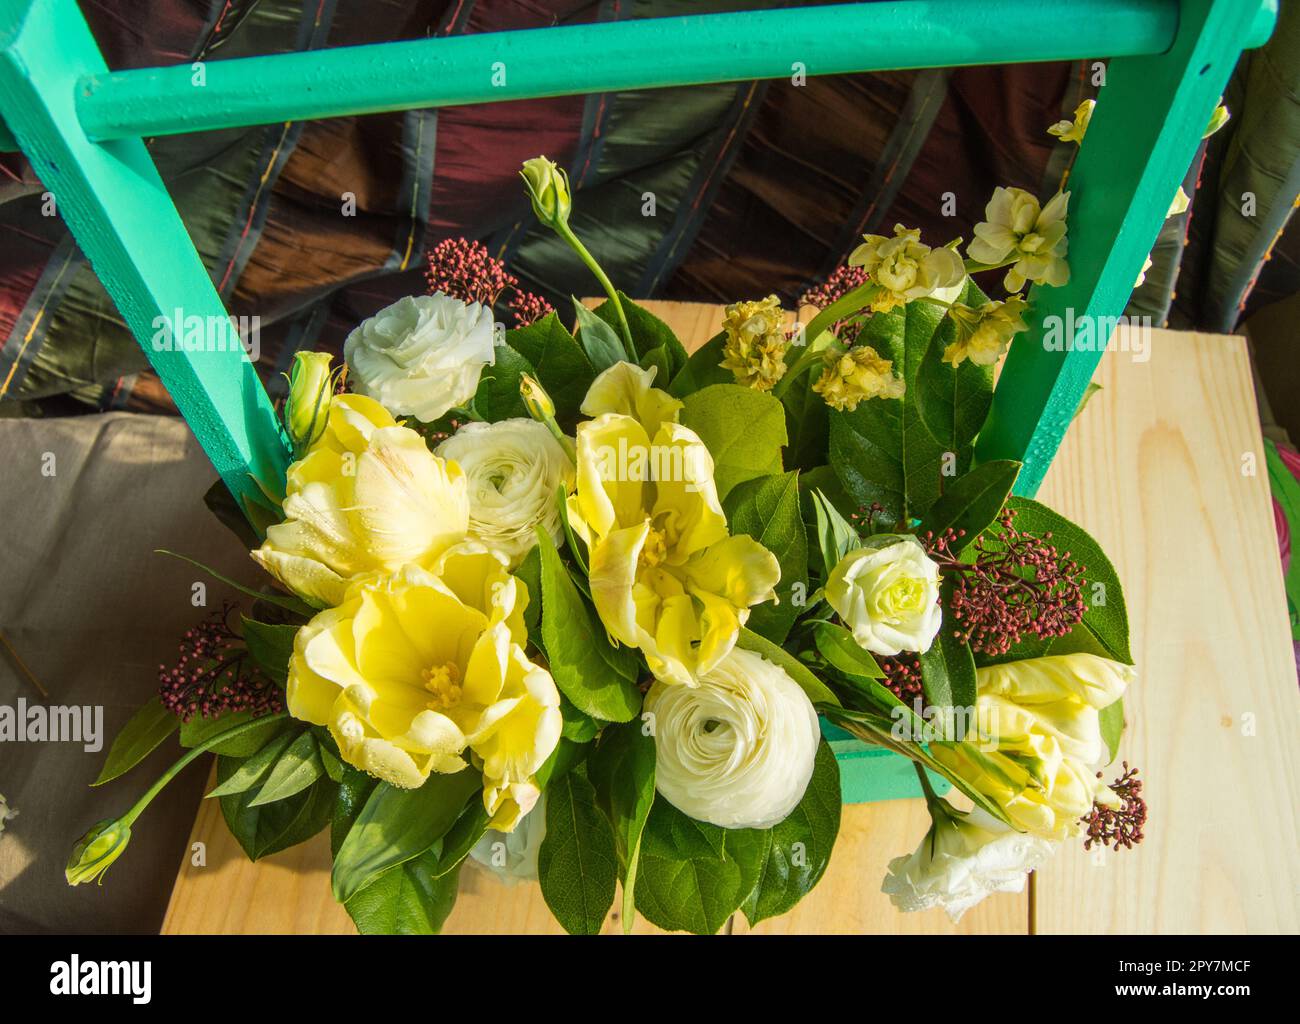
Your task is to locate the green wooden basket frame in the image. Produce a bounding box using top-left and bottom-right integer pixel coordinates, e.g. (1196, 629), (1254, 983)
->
(0, 0), (1277, 803)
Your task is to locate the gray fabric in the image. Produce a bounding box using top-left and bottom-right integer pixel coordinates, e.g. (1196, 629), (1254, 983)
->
(0, 413), (264, 934)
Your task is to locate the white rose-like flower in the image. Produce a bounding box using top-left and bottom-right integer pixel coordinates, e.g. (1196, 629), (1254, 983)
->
(344, 292), (496, 422)
(882, 805), (1055, 922)
(825, 535), (942, 656)
(468, 795), (546, 886)
(645, 648), (820, 830)
(436, 418), (573, 567)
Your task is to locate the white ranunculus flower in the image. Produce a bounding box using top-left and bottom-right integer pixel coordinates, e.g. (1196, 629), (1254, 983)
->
(825, 535), (942, 656)
(344, 292), (496, 422)
(882, 805), (1055, 922)
(436, 418), (573, 567)
(468, 795), (546, 886)
(645, 648), (820, 830)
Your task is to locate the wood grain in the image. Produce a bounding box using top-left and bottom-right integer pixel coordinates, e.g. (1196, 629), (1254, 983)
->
(164, 305), (1297, 935)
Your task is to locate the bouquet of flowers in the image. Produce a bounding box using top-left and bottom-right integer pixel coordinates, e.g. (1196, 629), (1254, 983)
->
(68, 152), (1146, 934)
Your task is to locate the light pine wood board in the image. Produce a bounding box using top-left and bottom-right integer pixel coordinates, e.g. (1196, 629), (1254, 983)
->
(164, 304), (1295, 934)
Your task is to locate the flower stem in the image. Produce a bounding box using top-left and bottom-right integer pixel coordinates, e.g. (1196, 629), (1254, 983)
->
(557, 222), (634, 361)
(120, 712), (288, 827)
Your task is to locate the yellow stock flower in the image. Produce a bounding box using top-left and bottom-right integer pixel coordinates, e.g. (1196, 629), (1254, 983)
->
(812, 345), (905, 411)
(252, 393), (469, 607)
(968, 187), (1070, 293)
(719, 295), (789, 391)
(932, 652), (1135, 839)
(569, 371), (780, 686)
(1047, 99), (1094, 144)
(848, 224), (965, 313)
(286, 550), (559, 830)
(943, 295), (1029, 368)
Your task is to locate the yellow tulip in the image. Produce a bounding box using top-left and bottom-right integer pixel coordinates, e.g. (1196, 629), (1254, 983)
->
(933, 652), (1135, 839)
(252, 393), (469, 607)
(580, 361), (682, 439)
(286, 555), (560, 829)
(570, 401), (779, 686)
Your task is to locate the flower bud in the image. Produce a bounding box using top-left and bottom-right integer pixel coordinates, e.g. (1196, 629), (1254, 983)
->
(519, 374), (555, 423)
(66, 817), (131, 886)
(520, 156), (572, 228)
(285, 351), (335, 454)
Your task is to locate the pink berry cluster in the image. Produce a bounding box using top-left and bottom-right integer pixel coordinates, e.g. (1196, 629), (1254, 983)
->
(879, 654), (923, 703)
(158, 604), (284, 723)
(425, 237), (554, 327)
(1081, 762), (1147, 850)
(800, 262), (871, 344)
(925, 508), (1087, 657)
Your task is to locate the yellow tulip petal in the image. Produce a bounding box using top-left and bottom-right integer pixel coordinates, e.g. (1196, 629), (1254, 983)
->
(588, 521), (651, 648)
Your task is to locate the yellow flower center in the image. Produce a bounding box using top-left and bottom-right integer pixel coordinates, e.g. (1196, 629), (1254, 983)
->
(880, 576), (926, 617)
(639, 525), (669, 571)
(422, 661), (463, 711)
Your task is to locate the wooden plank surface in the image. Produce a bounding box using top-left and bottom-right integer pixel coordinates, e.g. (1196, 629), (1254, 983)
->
(164, 303), (1297, 934)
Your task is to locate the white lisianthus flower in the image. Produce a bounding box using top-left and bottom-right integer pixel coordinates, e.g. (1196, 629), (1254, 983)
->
(825, 535), (942, 656)
(468, 795), (546, 886)
(645, 648), (820, 830)
(436, 418), (573, 567)
(344, 292), (496, 422)
(882, 805), (1055, 922)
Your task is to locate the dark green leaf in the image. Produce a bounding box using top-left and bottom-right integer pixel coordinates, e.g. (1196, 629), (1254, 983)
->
(155, 549), (315, 615)
(505, 312), (595, 422)
(180, 710), (286, 757)
(594, 292), (689, 376)
(922, 459), (1020, 551)
(513, 544), (543, 646)
(915, 279), (995, 452)
(205, 728), (298, 798)
(429, 800), (491, 879)
(536, 527), (641, 722)
(813, 621), (884, 678)
(331, 769), (481, 902)
(918, 628), (977, 737)
(741, 741), (841, 925)
(331, 767), (378, 857)
(535, 737), (591, 790)
(471, 344), (534, 421)
(680, 383), (787, 501)
(345, 853), (462, 935)
(572, 299), (627, 372)
(781, 372), (830, 473)
(588, 720), (656, 932)
(668, 331), (730, 397)
(538, 768), (618, 935)
(240, 616), (297, 686)
(723, 471), (808, 643)
(248, 730), (324, 806)
(809, 487), (861, 579)
(735, 627), (839, 706)
(92, 697), (179, 787)
(634, 799), (770, 935)
(560, 694), (601, 743)
(217, 758), (336, 860)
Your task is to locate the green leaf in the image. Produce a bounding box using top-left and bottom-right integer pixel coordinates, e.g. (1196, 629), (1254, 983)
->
(918, 628), (977, 737)
(536, 527), (641, 722)
(345, 853), (462, 935)
(560, 694), (601, 743)
(535, 736), (592, 791)
(471, 344), (534, 421)
(668, 331), (730, 397)
(915, 278), (995, 452)
(594, 292), (689, 376)
(741, 741), (841, 925)
(572, 299), (627, 372)
(505, 312), (595, 422)
(588, 720), (656, 934)
(92, 697), (179, 787)
(331, 767), (378, 857)
(809, 488), (861, 579)
(813, 621), (884, 678)
(513, 543), (543, 646)
(827, 301), (955, 523)
(1002, 497), (1132, 664)
(634, 799), (771, 934)
(781, 371), (830, 473)
(723, 471), (808, 643)
(429, 799), (491, 879)
(923, 460), (1020, 550)
(240, 616), (297, 686)
(155, 549), (315, 615)
(248, 730), (324, 806)
(217, 759), (336, 860)
(680, 383), (788, 501)
(538, 768), (619, 935)
(180, 710), (286, 757)
(331, 769), (481, 903)
(736, 627), (839, 706)
(205, 728), (298, 798)
(1099, 697), (1124, 765)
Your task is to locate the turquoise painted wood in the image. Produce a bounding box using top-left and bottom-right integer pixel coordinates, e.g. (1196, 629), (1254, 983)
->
(979, 0), (1280, 495)
(71, 0), (1188, 142)
(0, 0), (1278, 802)
(0, 0), (289, 507)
